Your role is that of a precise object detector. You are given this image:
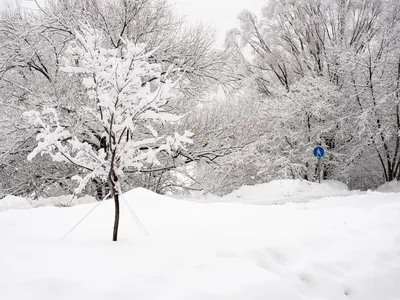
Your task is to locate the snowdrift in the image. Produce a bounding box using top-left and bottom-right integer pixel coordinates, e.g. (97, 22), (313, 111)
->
(0, 179), (352, 211)
(226, 179), (351, 204)
(199, 179), (353, 205)
(0, 194), (96, 211)
(376, 180), (400, 193)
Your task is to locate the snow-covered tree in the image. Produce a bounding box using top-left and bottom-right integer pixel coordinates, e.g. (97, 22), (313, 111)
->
(26, 25), (193, 241)
(179, 94), (266, 194)
(0, 0), (231, 198)
(226, 0), (400, 189)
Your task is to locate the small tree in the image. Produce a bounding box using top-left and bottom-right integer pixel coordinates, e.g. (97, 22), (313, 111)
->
(25, 25), (192, 241)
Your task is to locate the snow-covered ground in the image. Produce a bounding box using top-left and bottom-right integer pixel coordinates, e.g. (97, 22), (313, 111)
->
(0, 194), (96, 211)
(220, 179), (356, 205)
(0, 181), (400, 299)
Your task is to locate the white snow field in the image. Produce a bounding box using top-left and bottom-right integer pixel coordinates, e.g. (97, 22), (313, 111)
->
(1, 180), (400, 300)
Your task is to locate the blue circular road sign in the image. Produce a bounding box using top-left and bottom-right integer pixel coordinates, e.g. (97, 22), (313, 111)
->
(313, 146), (325, 158)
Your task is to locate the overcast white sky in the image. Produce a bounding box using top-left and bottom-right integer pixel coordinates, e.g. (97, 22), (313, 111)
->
(171, 0), (266, 46)
(14, 0), (266, 47)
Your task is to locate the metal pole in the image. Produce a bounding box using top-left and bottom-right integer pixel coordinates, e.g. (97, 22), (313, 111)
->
(318, 157), (321, 183)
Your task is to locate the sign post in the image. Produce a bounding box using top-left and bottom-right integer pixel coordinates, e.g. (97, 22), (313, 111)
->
(313, 146), (325, 183)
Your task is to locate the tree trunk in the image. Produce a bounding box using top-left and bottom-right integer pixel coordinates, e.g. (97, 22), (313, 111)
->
(113, 191), (120, 241)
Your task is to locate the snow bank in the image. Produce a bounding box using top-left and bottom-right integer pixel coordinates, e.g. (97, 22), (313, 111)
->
(0, 195), (32, 211)
(0, 194), (96, 211)
(376, 180), (400, 193)
(1, 179), (353, 212)
(0, 187), (399, 300)
(220, 179), (352, 205)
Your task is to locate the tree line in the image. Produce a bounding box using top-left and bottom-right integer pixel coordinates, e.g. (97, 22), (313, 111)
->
(0, 0), (399, 200)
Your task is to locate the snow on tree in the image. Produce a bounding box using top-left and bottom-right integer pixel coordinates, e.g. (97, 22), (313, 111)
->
(225, 0), (400, 189)
(25, 25), (193, 241)
(0, 0), (229, 199)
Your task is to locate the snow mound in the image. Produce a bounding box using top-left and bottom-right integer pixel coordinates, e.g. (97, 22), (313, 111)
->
(0, 195), (32, 211)
(222, 179), (352, 205)
(0, 194), (96, 211)
(124, 187), (172, 203)
(0, 187), (176, 212)
(376, 181), (400, 193)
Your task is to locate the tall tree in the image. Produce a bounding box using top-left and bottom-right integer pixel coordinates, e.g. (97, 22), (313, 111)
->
(227, 0), (400, 189)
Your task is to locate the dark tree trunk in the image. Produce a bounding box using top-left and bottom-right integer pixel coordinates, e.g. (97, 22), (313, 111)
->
(113, 190), (120, 241)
